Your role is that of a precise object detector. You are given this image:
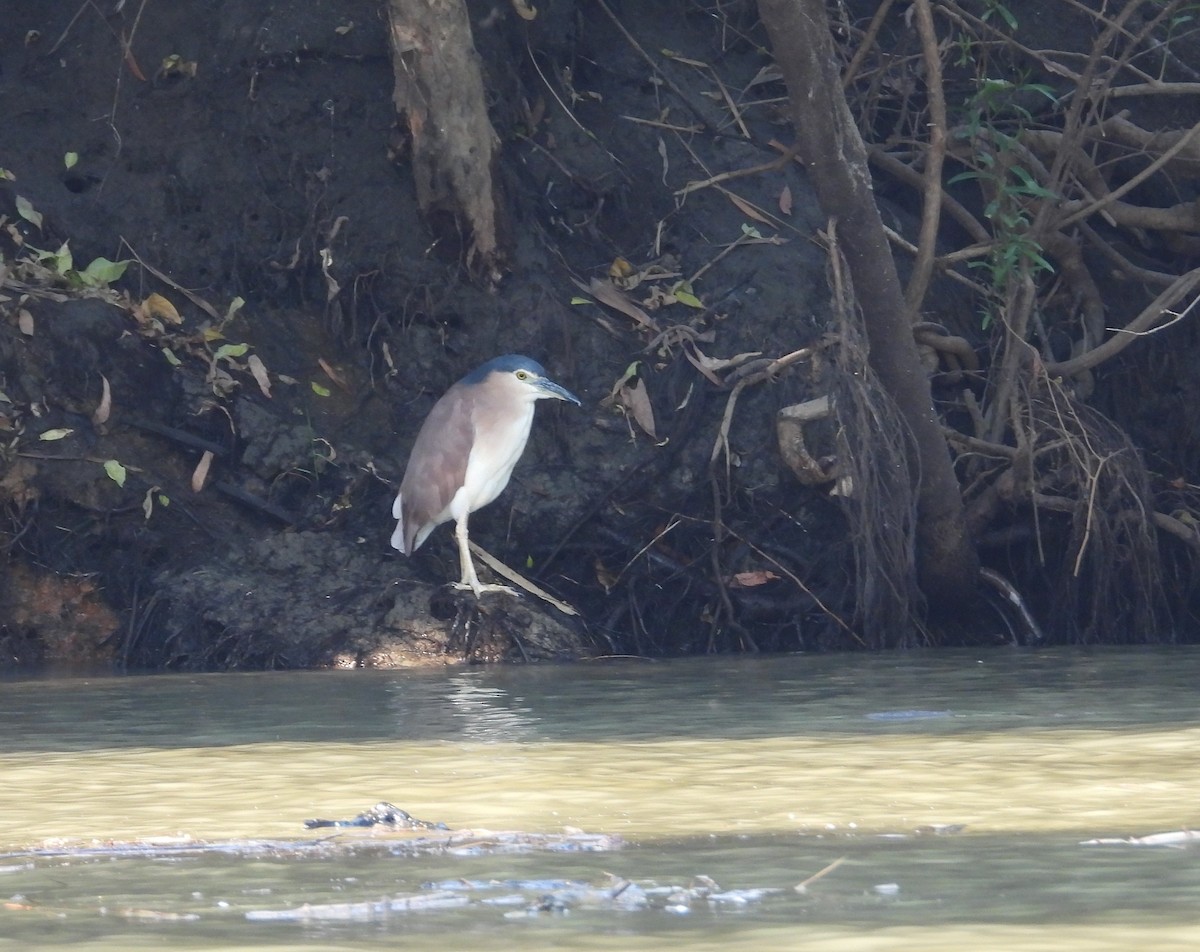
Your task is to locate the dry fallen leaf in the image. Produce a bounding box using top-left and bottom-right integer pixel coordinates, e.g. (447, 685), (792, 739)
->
(92, 374), (111, 425)
(683, 344), (725, 386)
(683, 341), (762, 385)
(577, 276), (661, 332)
(191, 450), (213, 492)
(779, 184), (793, 216)
(726, 191), (772, 225)
(123, 43), (147, 81)
(144, 293), (182, 325)
(608, 256), (634, 281)
(318, 358), (350, 393)
(247, 354), (272, 398)
(730, 570), (780, 588)
(18, 308), (34, 335)
(511, 0), (538, 20)
(593, 558), (619, 594)
(601, 361), (639, 405)
(619, 378), (657, 440)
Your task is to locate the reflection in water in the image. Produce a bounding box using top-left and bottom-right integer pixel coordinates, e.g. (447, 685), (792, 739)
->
(0, 649), (1199, 950)
(437, 672), (539, 742)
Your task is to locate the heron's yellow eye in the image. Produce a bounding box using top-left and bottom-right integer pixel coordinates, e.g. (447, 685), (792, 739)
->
(515, 370), (528, 380)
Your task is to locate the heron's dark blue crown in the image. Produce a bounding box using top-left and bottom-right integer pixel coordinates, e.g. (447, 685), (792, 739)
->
(461, 354), (547, 384)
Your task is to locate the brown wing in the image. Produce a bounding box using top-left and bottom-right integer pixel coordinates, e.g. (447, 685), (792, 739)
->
(392, 382), (476, 553)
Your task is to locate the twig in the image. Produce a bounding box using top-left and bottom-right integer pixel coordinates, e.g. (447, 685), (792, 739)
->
(902, 0), (947, 322)
(120, 237), (222, 321)
(1152, 511), (1200, 549)
(796, 856), (848, 892)
(1045, 266), (1200, 376)
(705, 348), (812, 650)
(110, 0), (151, 126)
(524, 40), (591, 139)
(670, 136), (802, 272)
(944, 429), (1019, 459)
(48, 0), (92, 54)
(714, 73), (751, 138)
(1109, 81), (1200, 97)
(1033, 0), (1152, 235)
(880, 226), (992, 296)
(1054, 119), (1200, 231)
(467, 541), (579, 616)
(869, 147), (990, 244)
(592, 0), (715, 134)
(978, 567), (1045, 644)
(735, 531), (860, 643)
(704, 371), (758, 651)
(1104, 291), (1199, 337)
(1073, 452), (1113, 577)
(674, 151), (794, 197)
(842, 0), (896, 88)
(621, 115), (704, 134)
(613, 518), (682, 586)
(687, 232), (762, 287)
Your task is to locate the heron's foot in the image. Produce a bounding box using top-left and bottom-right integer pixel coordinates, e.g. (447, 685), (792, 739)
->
(452, 581), (520, 598)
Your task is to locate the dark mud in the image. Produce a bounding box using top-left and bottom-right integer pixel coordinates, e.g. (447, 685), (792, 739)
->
(1, 1), (1197, 667)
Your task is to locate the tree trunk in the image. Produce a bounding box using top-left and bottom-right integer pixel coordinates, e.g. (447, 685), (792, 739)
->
(757, 0), (979, 608)
(387, 0), (501, 280)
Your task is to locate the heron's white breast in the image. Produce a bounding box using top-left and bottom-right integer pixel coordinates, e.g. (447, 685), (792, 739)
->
(460, 401), (536, 513)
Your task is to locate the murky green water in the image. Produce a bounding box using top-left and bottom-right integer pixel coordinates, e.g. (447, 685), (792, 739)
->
(1, 649), (1198, 950)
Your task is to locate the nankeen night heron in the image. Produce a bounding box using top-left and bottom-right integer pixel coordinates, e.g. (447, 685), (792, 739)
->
(390, 355), (582, 597)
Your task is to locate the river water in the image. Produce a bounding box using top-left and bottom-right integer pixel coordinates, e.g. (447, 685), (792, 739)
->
(1, 649), (1198, 951)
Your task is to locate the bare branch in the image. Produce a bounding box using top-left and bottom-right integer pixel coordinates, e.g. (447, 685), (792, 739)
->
(1045, 267), (1200, 377)
(903, 0), (949, 322)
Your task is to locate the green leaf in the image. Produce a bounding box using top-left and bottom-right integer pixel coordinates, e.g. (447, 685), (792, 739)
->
(157, 493), (170, 507)
(1029, 250), (1055, 274)
(64, 152), (79, 170)
(225, 296), (246, 321)
(740, 223), (763, 239)
(32, 241), (72, 274)
(976, 78), (1014, 97)
(1008, 165), (1057, 199)
(39, 427), (74, 441)
(15, 195), (42, 229)
(982, 3), (1016, 34)
(311, 382), (332, 397)
(103, 459), (127, 487)
(672, 287), (704, 308)
(213, 342), (250, 361)
(570, 296), (593, 305)
(78, 256), (130, 286)
(162, 347), (182, 366)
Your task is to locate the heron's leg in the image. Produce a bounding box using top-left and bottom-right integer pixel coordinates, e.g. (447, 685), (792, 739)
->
(451, 514), (517, 597)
